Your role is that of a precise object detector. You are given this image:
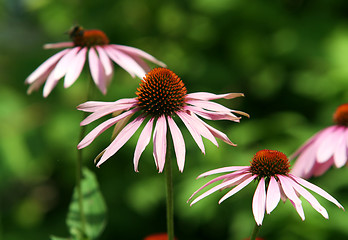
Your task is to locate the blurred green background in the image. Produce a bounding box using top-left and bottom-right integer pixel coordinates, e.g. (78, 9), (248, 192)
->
(1, 0), (348, 239)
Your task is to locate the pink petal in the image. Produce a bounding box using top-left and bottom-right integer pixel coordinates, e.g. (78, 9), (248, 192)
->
(197, 166), (250, 178)
(133, 118), (154, 172)
(185, 105), (240, 121)
(333, 128), (347, 167)
(112, 44), (166, 67)
(176, 111), (205, 154)
(278, 175), (305, 220)
(219, 174), (256, 203)
(44, 42), (74, 49)
(186, 92), (244, 101)
(190, 172), (250, 206)
(89, 47), (107, 94)
(290, 174), (344, 209)
(290, 178), (328, 218)
(186, 99), (236, 113)
(153, 115), (167, 173)
(199, 119), (237, 146)
(291, 140), (320, 178)
(78, 108), (138, 149)
(26, 49), (69, 84)
(316, 126), (341, 163)
(27, 68), (51, 94)
(105, 46), (146, 78)
(64, 47), (87, 88)
(51, 47), (80, 80)
(97, 116), (145, 167)
(252, 178), (266, 225)
(167, 116), (186, 172)
(266, 176), (280, 214)
(43, 71), (61, 97)
(312, 159), (334, 177)
(77, 98), (138, 112)
(96, 46), (114, 85)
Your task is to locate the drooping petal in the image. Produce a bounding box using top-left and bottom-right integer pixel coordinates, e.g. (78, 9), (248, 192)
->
(266, 176), (280, 214)
(190, 172), (250, 206)
(290, 178), (329, 218)
(27, 68), (52, 94)
(290, 174), (344, 209)
(333, 128), (347, 168)
(78, 108), (138, 149)
(133, 118), (154, 172)
(64, 47), (88, 88)
(186, 92), (244, 101)
(89, 47), (107, 94)
(112, 44), (166, 67)
(44, 42), (74, 49)
(176, 111), (205, 154)
(185, 105), (240, 122)
(197, 166), (250, 178)
(316, 126), (341, 163)
(278, 175), (305, 220)
(77, 98), (138, 112)
(97, 116), (146, 167)
(96, 46), (114, 84)
(51, 47), (80, 80)
(26, 49), (69, 84)
(153, 115), (167, 173)
(219, 174), (256, 204)
(105, 45), (146, 79)
(167, 116), (186, 172)
(252, 178), (266, 225)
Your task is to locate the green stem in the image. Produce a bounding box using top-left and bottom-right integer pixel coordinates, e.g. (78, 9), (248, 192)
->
(76, 79), (94, 239)
(250, 221), (261, 240)
(165, 136), (174, 240)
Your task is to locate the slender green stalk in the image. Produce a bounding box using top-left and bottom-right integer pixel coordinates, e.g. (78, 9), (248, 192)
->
(250, 221), (261, 240)
(76, 79), (94, 239)
(165, 136), (174, 240)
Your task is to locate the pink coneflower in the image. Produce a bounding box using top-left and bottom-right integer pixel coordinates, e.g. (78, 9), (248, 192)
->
(188, 150), (344, 226)
(291, 104), (348, 178)
(25, 25), (166, 97)
(77, 67), (248, 172)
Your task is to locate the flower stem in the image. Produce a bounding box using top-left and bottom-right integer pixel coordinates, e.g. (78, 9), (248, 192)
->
(250, 222), (261, 240)
(165, 136), (174, 240)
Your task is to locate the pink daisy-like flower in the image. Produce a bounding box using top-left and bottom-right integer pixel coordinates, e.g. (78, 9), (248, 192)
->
(25, 25), (166, 97)
(77, 67), (249, 172)
(291, 104), (348, 178)
(188, 149), (344, 226)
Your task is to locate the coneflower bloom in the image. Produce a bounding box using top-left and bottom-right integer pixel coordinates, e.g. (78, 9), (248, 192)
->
(77, 67), (248, 172)
(188, 150), (344, 226)
(291, 104), (348, 178)
(25, 25), (166, 97)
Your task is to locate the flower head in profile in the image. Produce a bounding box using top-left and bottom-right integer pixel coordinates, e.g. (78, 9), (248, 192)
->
(25, 25), (166, 97)
(291, 103), (348, 178)
(188, 149), (344, 225)
(77, 67), (248, 172)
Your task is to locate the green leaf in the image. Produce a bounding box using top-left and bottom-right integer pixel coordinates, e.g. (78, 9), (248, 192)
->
(67, 167), (107, 240)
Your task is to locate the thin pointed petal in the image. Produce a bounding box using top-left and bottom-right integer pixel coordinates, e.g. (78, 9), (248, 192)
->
(167, 116), (186, 172)
(252, 178), (266, 225)
(153, 116), (167, 173)
(44, 42), (74, 49)
(266, 176), (280, 214)
(219, 175), (256, 203)
(186, 92), (245, 101)
(64, 47), (87, 88)
(89, 47), (107, 94)
(197, 166), (250, 178)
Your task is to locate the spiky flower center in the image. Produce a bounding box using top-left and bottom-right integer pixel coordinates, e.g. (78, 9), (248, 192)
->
(333, 103), (348, 126)
(136, 68), (187, 118)
(250, 149), (290, 179)
(69, 26), (109, 47)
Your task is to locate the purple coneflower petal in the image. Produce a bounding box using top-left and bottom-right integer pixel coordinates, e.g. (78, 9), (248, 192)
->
(78, 108), (138, 149)
(89, 47), (107, 94)
(190, 173), (250, 206)
(219, 174), (256, 204)
(64, 47), (87, 88)
(186, 99), (236, 114)
(113, 44), (166, 67)
(97, 115), (146, 167)
(96, 46), (114, 81)
(77, 98), (138, 112)
(26, 49), (69, 84)
(134, 118), (154, 172)
(186, 92), (244, 101)
(333, 128), (347, 167)
(278, 175), (305, 220)
(316, 126), (341, 163)
(252, 178), (266, 225)
(51, 47), (80, 80)
(167, 116), (186, 172)
(290, 178), (329, 218)
(290, 174), (344, 209)
(44, 42), (74, 49)
(266, 176), (280, 214)
(185, 105), (240, 122)
(176, 111), (205, 154)
(200, 120), (236, 146)
(197, 166), (249, 178)
(27, 70), (51, 94)
(153, 116), (167, 173)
